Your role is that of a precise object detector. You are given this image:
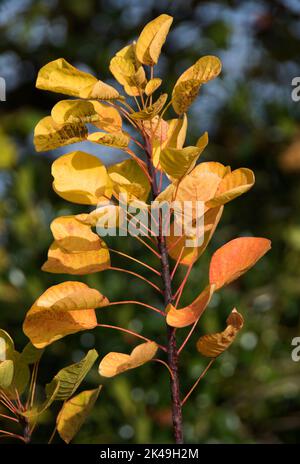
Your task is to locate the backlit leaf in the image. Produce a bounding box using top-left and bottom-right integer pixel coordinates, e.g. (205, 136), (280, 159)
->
(167, 206), (224, 266)
(87, 131), (130, 148)
(130, 93), (168, 120)
(145, 78), (162, 96)
(52, 151), (112, 205)
(207, 168), (255, 207)
(34, 116), (87, 152)
(172, 56), (222, 114)
(79, 80), (119, 100)
(166, 285), (215, 328)
(23, 282), (108, 348)
(57, 387), (101, 443)
(46, 349), (98, 401)
(108, 159), (150, 202)
(99, 342), (158, 377)
(136, 14), (173, 66)
(109, 44), (146, 96)
(209, 237), (271, 290)
(36, 58), (97, 97)
(0, 360), (14, 389)
(196, 308), (244, 357)
(159, 143), (206, 180)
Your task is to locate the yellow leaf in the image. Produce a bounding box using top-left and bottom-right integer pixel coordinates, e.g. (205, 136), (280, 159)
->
(92, 101), (122, 133)
(57, 387), (101, 443)
(167, 206), (224, 266)
(76, 204), (120, 228)
(130, 93), (168, 120)
(87, 131), (130, 148)
(136, 14), (173, 65)
(51, 100), (122, 132)
(99, 341), (158, 377)
(42, 215), (110, 274)
(152, 115), (187, 168)
(49, 215), (105, 251)
(145, 78), (162, 96)
(172, 56), (222, 114)
(23, 281), (108, 348)
(0, 360), (14, 389)
(42, 242), (110, 275)
(196, 309), (244, 357)
(36, 58), (97, 97)
(108, 159), (150, 202)
(79, 80), (119, 100)
(166, 285), (215, 328)
(51, 100), (100, 125)
(109, 44), (146, 97)
(34, 116), (87, 152)
(159, 143), (206, 180)
(52, 151), (112, 205)
(206, 168), (255, 207)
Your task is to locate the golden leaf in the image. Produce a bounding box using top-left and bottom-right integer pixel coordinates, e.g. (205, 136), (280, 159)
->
(51, 100), (101, 125)
(42, 215), (110, 275)
(23, 281), (108, 348)
(152, 115), (187, 168)
(196, 309), (244, 357)
(130, 93), (168, 120)
(34, 116), (87, 152)
(206, 168), (255, 207)
(166, 285), (215, 328)
(99, 342), (158, 377)
(79, 80), (119, 100)
(92, 101), (122, 133)
(145, 78), (162, 96)
(136, 14), (173, 65)
(109, 44), (146, 96)
(36, 58), (97, 97)
(159, 143), (207, 180)
(87, 131), (130, 148)
(52, 151), (112, 205)
(108, 158), (150, 201)
(172, 56), (222, 114)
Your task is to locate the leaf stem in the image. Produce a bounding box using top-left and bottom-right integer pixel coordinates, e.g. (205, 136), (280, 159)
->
(109, 266), (162, 294)
(106, 299), (164, 316)
(181, 359), (215, 406)
(109, 247), (161, 276)
(97, 324), (167, 352)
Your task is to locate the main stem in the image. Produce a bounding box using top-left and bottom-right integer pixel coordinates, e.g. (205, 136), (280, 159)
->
(144, 137), (184, 444)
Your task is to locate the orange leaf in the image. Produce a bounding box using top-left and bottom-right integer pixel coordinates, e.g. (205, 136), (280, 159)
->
(167, 206), (223, 266)
(209, 237), (271, 290)
(166, 285), (215, 328)
(196, 308), (244, 357)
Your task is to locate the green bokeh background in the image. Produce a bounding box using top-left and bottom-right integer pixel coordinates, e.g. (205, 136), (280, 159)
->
(0, 0), (300, 444)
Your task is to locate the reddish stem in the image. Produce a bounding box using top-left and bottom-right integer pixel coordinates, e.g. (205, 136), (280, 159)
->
(97, 324), (166, 352)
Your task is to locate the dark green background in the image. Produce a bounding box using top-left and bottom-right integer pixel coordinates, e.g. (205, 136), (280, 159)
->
(0, 0), (300, 443)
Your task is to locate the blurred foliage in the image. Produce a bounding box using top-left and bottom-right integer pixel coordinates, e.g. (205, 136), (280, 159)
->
(0, 0), (300, 444)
